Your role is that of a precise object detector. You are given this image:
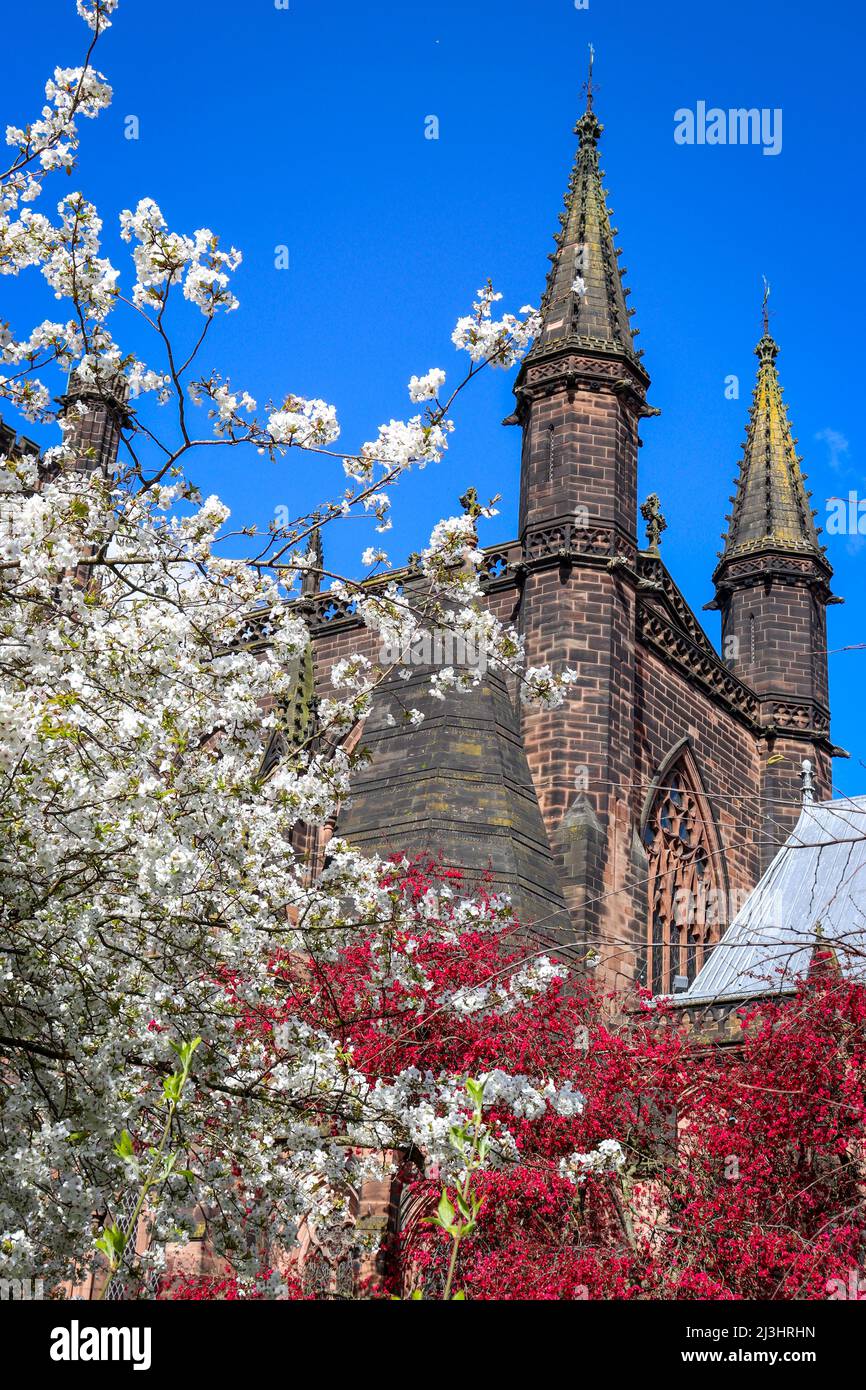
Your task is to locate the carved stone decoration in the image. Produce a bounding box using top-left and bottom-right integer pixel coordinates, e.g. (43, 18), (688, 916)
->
(640, 492), (667, 554)
(641, 752), (725, 995)
(637, 607), (760, 726)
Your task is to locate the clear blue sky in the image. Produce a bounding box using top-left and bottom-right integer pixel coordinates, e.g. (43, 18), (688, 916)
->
(4, 0), (865, 789)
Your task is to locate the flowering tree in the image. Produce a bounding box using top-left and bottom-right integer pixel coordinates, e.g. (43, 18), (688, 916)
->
(413, 974), (866, 1302)
(157, 857), (866, 1301)
(273, 860), (866, 1301)
(6, 2), (855, 1306)
(0, 0), (581, 1292)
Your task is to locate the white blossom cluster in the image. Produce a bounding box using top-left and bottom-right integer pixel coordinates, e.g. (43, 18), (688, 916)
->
(445, 956), (568, 1018)
(120, 198), (241, 316)
(267, 396), (341, 448)
(408, 367), (446, 403)
(349, 414), (454, 484)
(520, 663), (580, 709)
(558, 1140), (627, 1183)
(349, 1067), (585, 1182)
(77, 0), (119, 30)
(451, 284), (542, 368)
(2, 67), (112, 213)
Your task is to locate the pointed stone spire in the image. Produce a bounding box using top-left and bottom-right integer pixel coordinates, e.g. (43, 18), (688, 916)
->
(300, 523), (323, 597)
(710, 303), (837, 866)
(528, 49), (640, 365)
(717, 326), (823, 565)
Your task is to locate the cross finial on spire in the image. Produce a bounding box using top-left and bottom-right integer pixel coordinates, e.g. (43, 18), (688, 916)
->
(761, 276), (771, 336)
(582, 43), (596, 110)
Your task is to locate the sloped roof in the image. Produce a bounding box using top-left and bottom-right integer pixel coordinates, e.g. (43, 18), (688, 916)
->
(335, 664), (572, 946)
(684, 797), (866, 1002)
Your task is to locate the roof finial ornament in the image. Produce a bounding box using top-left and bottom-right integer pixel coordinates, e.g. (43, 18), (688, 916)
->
(459, 486), (483, 522)
(585, 43), (596, 110)
(640, 492), (667, 555)
(574, 45), (602, 145)
(756, 276), (779, 364)
(801, 757), (815, 804)
(300, 518), (323, 597)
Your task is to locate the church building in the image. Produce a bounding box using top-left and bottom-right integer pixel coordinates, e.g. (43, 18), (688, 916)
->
(17, 83), (844, 1002)
(304, 85), (843, 996)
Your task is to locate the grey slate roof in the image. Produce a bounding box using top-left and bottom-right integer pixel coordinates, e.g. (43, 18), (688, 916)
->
(684, 796), (866, 1003)
(335, 664), (572, 947)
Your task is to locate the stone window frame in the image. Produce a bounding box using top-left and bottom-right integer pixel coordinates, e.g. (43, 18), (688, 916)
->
(639, 739), (730, 995)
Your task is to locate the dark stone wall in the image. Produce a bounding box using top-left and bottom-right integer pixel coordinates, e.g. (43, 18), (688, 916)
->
(333, 660), (571, 946)
(721, 576), (830, 710)
(633, 644), (765, 962)
(717, 557), (834, 864)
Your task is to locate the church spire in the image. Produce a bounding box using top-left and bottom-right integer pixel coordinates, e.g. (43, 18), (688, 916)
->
(716, 320), (824, 567)
(300, 522), (323, 597)
(711, 302), (836, 865)
(528, 49), (640, 366)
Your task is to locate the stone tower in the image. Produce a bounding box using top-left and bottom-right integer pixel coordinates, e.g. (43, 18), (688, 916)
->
(509, 81), (657, 975)
(306, 80), (841, 995)
(709, 325), (839, 867)
(58, 366), (129, 477)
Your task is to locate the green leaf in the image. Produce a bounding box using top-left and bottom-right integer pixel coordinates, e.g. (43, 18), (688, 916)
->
(448, 1124), (468, 1153)
(455, 1191), (472, 1220)
(113, 1129), (135, 1161)
(162, 1071), (183, 1104)
(94, 1222), (126, 1262)
(437, 1191), (455, 1223)
(169, 1036), (202, 1067)
(159, 1151), (180, 1182)
(429, 1189), (459, 1235)
(465, 1077), (485, 1107)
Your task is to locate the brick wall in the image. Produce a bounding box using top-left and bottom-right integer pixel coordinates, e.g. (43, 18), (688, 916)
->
(633, 645), (765, 968)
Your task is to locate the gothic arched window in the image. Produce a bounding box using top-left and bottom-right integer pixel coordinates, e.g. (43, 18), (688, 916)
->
(641, 750), (726, 995)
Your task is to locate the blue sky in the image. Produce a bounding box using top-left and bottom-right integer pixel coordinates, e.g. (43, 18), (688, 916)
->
(4, 0), (865, 788)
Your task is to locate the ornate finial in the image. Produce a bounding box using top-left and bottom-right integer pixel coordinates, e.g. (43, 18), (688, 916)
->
(800, 757), (815, 804)
(300, 520), (323, 597)
(583, 42), (596, 111)
(574, 44), (602, 146)
(761, 276), (771, 335)
(756, 277), (779, 363)
(459, 486), (484, 521)
(640, 492), (667, 554)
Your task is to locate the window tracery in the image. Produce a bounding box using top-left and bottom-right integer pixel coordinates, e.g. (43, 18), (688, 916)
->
(642, 755), (724, 994)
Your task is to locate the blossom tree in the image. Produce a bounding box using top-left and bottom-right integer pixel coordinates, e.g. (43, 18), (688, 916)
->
(163, 857), (866, 1301)
(0, 0), (585, 1294)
